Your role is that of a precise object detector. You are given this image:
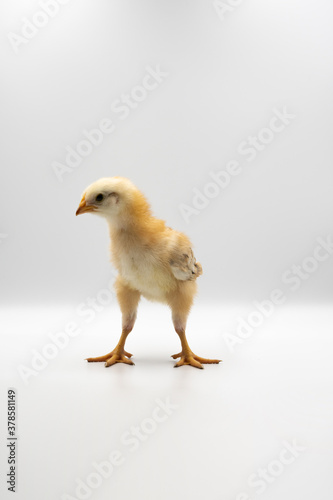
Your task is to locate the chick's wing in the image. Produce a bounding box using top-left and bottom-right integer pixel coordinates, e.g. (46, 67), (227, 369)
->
(168, 234), (203, 281)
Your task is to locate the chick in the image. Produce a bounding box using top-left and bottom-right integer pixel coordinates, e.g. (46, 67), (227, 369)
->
(76, 177), (221, 369)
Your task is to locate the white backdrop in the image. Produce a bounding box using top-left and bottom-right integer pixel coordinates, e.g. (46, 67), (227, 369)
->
(1, 2), (333, 500)
(1, 0), (332, 305)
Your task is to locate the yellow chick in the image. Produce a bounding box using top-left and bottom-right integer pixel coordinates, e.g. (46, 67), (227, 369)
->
(76, 177), (221, 369)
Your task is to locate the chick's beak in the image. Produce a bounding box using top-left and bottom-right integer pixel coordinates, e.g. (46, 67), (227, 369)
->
(76, 196), (96, 216)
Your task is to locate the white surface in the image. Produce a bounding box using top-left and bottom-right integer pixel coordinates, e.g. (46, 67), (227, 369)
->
(1, 303), (333, 500)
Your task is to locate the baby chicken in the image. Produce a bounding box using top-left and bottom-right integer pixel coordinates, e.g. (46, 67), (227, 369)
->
(76, 177), (221, 369)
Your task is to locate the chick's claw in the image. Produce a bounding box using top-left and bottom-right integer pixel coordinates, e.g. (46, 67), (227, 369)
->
(86, 349), (134, 365)
(172, 352), (222, 369)
(104, 353), (134, 367)
(174, 356), (204, 369)
(171, 352), (182, 359)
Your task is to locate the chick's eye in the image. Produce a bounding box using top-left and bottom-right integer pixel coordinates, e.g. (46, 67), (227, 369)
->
(95, 193), (104, 202)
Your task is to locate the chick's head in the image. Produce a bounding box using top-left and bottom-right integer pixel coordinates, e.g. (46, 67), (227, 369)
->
(76, 176), (150, 222)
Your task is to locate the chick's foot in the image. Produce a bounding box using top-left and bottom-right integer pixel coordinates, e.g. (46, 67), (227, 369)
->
(171, 351), (221, 369)
(86, 349), (134, 367)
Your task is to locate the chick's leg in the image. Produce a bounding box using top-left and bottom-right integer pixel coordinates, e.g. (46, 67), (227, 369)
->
(170, 295), (221, 369)
(171, 321), (221, 369)
(86, 281), (140, 367)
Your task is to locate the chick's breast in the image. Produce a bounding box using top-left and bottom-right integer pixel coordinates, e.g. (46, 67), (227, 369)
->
(112, 237), (176, 301)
